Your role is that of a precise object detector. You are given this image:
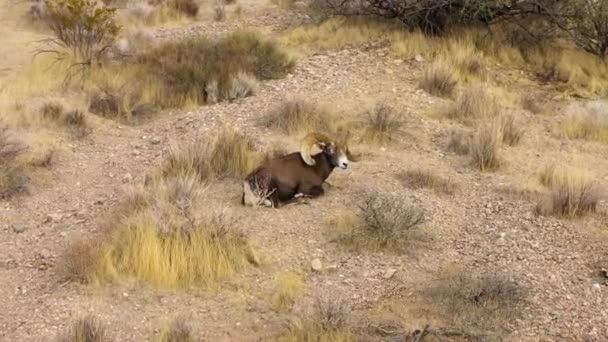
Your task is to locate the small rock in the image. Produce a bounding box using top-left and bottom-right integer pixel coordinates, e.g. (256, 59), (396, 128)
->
(393, 59), (403, 65)
(311, 258), (322, 272)
(122, 173), (133, 184)
(12, 224), (26, 234)
(150, 137), (161, 145)
(414, 54), (425, 63)
(385, 68), (393, 75)
(593, 283), (601, 291)
(383, 268), (397, 279)
(45, 213), (63, 223)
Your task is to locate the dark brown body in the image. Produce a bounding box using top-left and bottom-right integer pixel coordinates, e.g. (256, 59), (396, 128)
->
(243, 151), (337, 207)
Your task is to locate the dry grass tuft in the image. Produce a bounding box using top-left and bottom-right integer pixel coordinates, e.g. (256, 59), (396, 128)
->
(213, 0), (226, 21)
(469, 121), (502, 171)
(397, 169), (456, 194)
(271, 271), (305, 312)
(278, 295), (354, 342)
(57, 316), (107, 342)
(60, 237), (100, 283)
(86, 176), (257, 288)
(536, 166), (600, 218)
(418, 266), (523, 331)
(361, 102), (402, 144)
(161, 130), (264, 182)
(0, 127), (28, 199)
(445, 83), (500, 125)
(521, 93), (544, 114)
(40, 102), (90, 137)
(263, 98), (335, 134)
(561, 109), (608, 144)
(228, 72), (259, 102)
(500, 114), (524, 146)
(330, 190), (426, 254)
(419, 60), (457, 98)
(446, 129), (471, 155)
(173, 0), (199, 18)
(136, 31), (293, 108)
(158, 318), (194, 342)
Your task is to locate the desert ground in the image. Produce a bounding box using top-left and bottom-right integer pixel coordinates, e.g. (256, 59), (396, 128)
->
(1, 0), (608, 341)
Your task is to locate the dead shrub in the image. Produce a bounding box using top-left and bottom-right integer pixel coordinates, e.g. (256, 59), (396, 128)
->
(136, 31), (294, 108)
(361, 102), (402, 144)
(500, 114), (524, 146)
(397, 169), (456, 194)
(263, 98), (335, 134)
(228, 72), (259, 102)
(521, 93), (544, 114)
(469, 121), (502, 171)
(330, 191), (426, 254)
(419, 60), (457, 98)
(40, 103), (90, 137)
(278, 294), (353, 342)
(445, 84), (500, 125)
(0, 127), (28, 200)
(420, 267), (523, 331)
(41, 102), (64, 121)
(173, 0), (199, 17)
(536, 167), (599, 218)
(88, 91), (121, 118)
(60, 237), (100, 283)
(446, 129), (471, 155)
(158, 318), (194, 342)
(57, 316), (107, 342)
(213, 0), (225, 21)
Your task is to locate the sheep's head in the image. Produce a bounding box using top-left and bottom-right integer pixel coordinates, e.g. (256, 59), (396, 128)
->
(300, 130), (358, 169)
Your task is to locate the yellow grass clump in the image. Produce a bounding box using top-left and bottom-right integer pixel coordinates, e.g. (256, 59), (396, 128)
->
(271, 271), (305, 312)
(63, 169), (259, 288)
(262, 97), (336, 134)
(561, 110), (608, 144)
(56, 316), (107, 342)
(536, 165), (599, 218)
(157, 318), (194, 342)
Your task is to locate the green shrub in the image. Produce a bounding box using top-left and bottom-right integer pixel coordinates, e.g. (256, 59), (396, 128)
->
(42, 0), (120, 63)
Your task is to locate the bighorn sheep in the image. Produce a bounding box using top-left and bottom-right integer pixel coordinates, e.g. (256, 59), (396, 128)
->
(242, 131), (357, 208)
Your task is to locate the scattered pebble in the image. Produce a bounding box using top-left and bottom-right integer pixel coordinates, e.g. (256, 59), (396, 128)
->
(311, 258), (322, 272)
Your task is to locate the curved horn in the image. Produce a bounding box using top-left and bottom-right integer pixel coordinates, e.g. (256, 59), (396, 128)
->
(300, 132), (332, 166)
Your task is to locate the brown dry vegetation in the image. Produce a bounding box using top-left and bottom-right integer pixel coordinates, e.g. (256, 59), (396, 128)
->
(157, 318), (194, 342)
(397, 169), (456, 195)
(360, 102), (402, 144)
(536, 165), (600, 218)
(57, 316), (107, 342)
(412, 266), (523, 334)
(262, 97), (336, 134)
(278, 295), (354, 342)
(271, 271), (305, 312)
(329, 190), (427, 254)
(0, 127), (28, 199)
(419, 60), (457, 98)
(469, 121), (502, 171)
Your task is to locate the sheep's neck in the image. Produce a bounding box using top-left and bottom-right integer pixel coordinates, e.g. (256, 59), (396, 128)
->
(313, 153), (335, 181)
